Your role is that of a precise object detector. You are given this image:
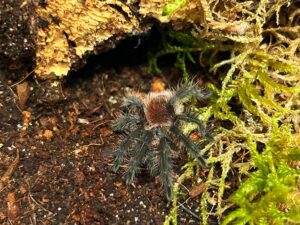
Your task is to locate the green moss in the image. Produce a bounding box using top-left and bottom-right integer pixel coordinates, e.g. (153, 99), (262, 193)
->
(162, 0), (187, 16)
(150, 0), (300, 224)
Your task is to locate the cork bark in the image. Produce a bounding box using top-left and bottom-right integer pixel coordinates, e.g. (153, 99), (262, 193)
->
(0, 0), (205, 79)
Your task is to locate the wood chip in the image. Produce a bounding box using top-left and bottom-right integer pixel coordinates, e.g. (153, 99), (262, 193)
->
(22, 110), (32, 130)
(16, 81), (30, 109)
(7, 192), (20, 219)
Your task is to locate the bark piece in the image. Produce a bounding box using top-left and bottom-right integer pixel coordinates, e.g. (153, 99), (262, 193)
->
(36, 0), (141, 78)
(1, 0), (206, 79)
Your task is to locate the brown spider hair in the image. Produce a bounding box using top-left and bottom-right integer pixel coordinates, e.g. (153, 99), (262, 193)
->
(143, 90), (183, 128)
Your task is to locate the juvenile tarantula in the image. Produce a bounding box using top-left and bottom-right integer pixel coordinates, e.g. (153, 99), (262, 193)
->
(112, 85), (212, 200)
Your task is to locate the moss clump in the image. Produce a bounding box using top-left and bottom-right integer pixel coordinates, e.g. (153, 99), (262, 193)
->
(149, 0), (300, 224)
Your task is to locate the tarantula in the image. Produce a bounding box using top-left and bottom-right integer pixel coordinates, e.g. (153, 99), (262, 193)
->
(112, 85), (212, 200)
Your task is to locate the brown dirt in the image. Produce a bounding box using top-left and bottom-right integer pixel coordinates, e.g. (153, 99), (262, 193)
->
(0, 64), (184, 225)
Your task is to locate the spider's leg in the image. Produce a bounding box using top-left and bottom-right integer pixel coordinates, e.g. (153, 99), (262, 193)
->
(112, 127), (142, 172)
(170, 126), (207, 168)
(125, 131), (153, 185)
(122, 96), (144, 109)
(146, 131), (176, 178)
(174, 114), (213, 141)
(145, 149), (159, 177)
(158, 132), (173, 201)
(165, 136), (177, 151)
(111, 115), (140, 131)
(122, 96), (147, 126)
(167, 85), (211, 108)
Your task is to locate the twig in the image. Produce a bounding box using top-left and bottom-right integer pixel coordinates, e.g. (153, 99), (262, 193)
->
(179, 203), (201, 221)
(0, 150), (20, 191)
(10, 70), (34, 88)
(28, 193), (55, 216)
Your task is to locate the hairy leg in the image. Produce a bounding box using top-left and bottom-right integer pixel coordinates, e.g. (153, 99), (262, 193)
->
(145, 149), (159, 177)
(174, 113), (213, 141)
(167, 85), (211, 108)
(145, 133), (177, 178)
(122, 96), (144, 109)
(122, 96), (147, 126)
(158, 131), (173, 201)
(125, 131), (153, 185)
(111, 115), (140, 131)
(165, 136), (177, 151)
(112, 127), (142, 172)
(170, 126), (207, 168)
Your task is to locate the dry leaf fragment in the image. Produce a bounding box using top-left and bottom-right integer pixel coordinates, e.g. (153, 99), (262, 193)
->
(190, 132), (201, 141)
(189, 183), (207, 198)
(99, 127), (113, 137)
(151, 77), (166, 92)
(43, 129), (53, 140)
(16, 82), (30, 109)
(7, 192), (20, 219)
(22, 110), (32, 130)
(0, 212), (6, 221)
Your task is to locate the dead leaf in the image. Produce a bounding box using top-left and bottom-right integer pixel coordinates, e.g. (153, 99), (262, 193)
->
(16, 82), (30, 109)
(190, 132), (201, 141)
(189, 183), (206, 198)
(151, 77), (165, 92)
(7, 192), (20, 219)
(43, 129), (53, 140)
(71, 214), (81, 222)
(19, 185), (27, 194)
(99, 127), (113, 137)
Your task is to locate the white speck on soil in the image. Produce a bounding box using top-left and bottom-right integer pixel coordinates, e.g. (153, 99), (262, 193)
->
(88, 165), (95, 171)
(139, 201), (146, 209)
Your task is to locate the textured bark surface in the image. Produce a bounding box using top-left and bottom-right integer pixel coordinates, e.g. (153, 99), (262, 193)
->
(0, 0), (204, 79)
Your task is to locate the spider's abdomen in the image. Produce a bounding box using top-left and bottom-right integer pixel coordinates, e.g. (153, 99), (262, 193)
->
(146, 97), (172, 126)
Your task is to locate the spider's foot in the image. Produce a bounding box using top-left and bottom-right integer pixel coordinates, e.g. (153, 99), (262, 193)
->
(112, 163), (120, 173)
(165, 186), (173, 201)
(125, 170), (135, 185)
